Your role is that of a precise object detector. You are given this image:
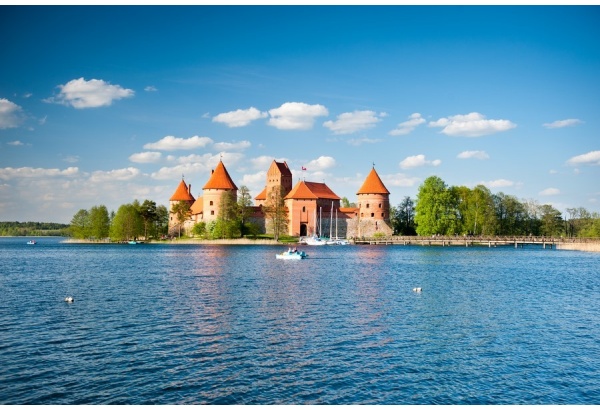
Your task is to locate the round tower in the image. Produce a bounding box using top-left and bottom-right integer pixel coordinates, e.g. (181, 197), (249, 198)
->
(356, 166), (392, 236)
(202, 160), (238, 223)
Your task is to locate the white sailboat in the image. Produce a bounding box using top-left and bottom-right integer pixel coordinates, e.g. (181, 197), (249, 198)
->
(327, 203), (349, 245)
(306, 207), (326, 245)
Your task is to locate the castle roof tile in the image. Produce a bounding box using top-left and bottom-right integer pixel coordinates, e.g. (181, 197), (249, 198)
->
(169, 179), (195, 202)
(357, 167), (390, 195)
(203, 160), (238, 190)
(285, 180), (340, 200)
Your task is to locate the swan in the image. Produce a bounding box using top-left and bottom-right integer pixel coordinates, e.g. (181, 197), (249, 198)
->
(64, 296), (74, 303)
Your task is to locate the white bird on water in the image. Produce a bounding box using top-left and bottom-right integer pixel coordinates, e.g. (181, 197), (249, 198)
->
(412, 287), (422, 293)
(64, 296), (74, 303)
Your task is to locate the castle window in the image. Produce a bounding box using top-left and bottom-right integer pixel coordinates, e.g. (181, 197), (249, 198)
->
(379, 203), (382, 208)
(210, 201), (213, 206)
(371, 213), (374, 218)
(382, 213), (384, 218)
(366, 203), (370, 208)
(211, 210), (214, 215)
(302, 206), (306, 212)
(361, 213), (364, 217)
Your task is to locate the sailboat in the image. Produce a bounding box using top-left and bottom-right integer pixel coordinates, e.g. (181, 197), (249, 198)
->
(305, 207), (326, 245)
(327, 202), (349, 245)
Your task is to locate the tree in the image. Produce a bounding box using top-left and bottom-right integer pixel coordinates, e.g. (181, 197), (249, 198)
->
(539, 204), (563, 236)
(237, 185), (254, 235)
(110, 203), (143, 241)
(139, 199), (157, 239)
(70, 209), (90, 239)
(415, 176), (456, 235)
(214, 191), (240, 239)
(263, 185), (288, 241)
(171, 200), (192, 238)
(393, 196), (416, 235)
(155, 205), (169, 238)
(341, 197), (356, 208)
(89, 205), (110, 239)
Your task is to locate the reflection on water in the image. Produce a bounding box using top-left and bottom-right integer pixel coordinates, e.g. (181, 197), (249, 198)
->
(0, 238), (599, 404)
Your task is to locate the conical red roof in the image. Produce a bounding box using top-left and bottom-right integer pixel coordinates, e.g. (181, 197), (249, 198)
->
(169, 179), (195, 201)
(203, 160), (238, 190)
(357, 167), (389, 195)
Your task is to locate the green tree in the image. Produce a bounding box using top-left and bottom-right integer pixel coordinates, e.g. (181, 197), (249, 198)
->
(171, 200), (192, 238)
(192, 221), (207, 237)
(70, 209), (90, 239)
(155, 205), (169, 238)
(415, 176), (456, 235)
(263, 185), (288, 241)
(214, 191), (241, 239)
(89, 205), (110, 239)
(539, 204), (563, 236)
(139, 199), (157, 239)
(110, 203), (143, 241)
(341, 197), (356, 208)
(237, 185), (253, 235)
(393, 196), (416, 235)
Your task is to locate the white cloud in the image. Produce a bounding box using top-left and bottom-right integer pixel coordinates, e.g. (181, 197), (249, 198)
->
(129, 151), (162, 163)
(389, 113), (426, 136)
(213, 140), (251, 151)
(566, 150), (600, 166)
(62, 155), (80, 163)
(481, 179), (515, 188)
(381, 173), (421, 187)
(323, 110), (384, 134)
(347, 137), (382, 146)
(7, 140), (24, 146)
(0, 98), (24, 129)
(305, 156), (336, 171)
(143, 135), (213, 151)
(457, 150), (490, 160)
(90, 167), (140, 182)
(429, 112), (516, 137)
(543, 119), (583, 129)
(540, 188), (560, 196)
(47, 78), (134, 109)
(268, 102), (328, 130)
(144, 86), (157, 92)
(249, 155), (288, 170)
(0, 166), (79, 180)
(399, 154), (441, 169)
(213, 107), (267, 128)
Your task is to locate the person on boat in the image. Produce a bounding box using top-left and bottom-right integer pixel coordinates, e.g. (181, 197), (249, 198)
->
(293, 247), (297, 253)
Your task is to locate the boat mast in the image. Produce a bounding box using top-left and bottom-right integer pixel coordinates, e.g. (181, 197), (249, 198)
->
(330, 201), (333, 239)
(319, 206), (322, 238)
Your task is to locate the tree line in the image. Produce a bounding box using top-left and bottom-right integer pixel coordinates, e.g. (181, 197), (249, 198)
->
(69, 200), (169, 241)
(390, 175), (600, 238)
(0, 221), (70, 236)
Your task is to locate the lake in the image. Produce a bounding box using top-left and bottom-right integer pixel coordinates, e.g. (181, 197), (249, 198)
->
(1, 237), (599, 404)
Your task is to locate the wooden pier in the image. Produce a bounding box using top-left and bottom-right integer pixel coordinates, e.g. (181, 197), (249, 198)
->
(352, 235), (597, 249)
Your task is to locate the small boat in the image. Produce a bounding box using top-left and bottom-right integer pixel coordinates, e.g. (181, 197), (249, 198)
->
(276, 250), (308, 260)
(128, 240), (139, 245)
(305, 235), (326, 246)
(27, 240), (37, 245)
(327, 238), (349, 245)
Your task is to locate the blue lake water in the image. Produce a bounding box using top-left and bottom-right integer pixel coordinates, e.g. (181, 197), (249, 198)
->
(1, 237), (599, 404)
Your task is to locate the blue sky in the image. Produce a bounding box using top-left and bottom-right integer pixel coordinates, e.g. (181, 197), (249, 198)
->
(1, 6), (599, 223)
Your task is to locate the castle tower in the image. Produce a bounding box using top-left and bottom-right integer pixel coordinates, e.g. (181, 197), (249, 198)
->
(356, 166), (392, 236)
(168, 178), (195, 235)
(254, 160), (293, 206)
(202, 160), (238, 223)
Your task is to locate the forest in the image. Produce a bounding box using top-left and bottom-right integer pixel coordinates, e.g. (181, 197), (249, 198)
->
(391, 176), (600, 238)
(0, 221), (70, 237)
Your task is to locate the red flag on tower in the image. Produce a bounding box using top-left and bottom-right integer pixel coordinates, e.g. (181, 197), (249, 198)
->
(301, 166), (307, 171)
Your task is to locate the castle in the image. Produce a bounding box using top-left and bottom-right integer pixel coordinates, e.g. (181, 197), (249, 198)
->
(168, 160), (393, 239)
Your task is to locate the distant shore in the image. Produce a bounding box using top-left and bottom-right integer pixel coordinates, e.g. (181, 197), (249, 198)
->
(556, 242), (600, 252)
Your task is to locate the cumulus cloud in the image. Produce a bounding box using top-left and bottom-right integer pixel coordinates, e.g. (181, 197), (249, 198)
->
(457, 150), (490, 160)
(213, 140), (251, 151)
(399, 154), (441, 169)
(213, 107), (267, 128)
(380, 173), (421, 187)
(46, 78), (134, 109)
(389, 113), (426, 136)
(429, 112), (516, 137)
(0, 166), (79, 180)
(268, 102), (328, 130)
(249, 155), (288, 170)
(143, 135), (213, 151)
(481, 179), (515, 188)
(540, 188), (560, 196)
(0, 98), (24, 129)
(323, 110), (384, 134)
(543, 119), (583, 129)
(144, 86), (157, 92)
(129, 151), (162, 163)
(566, 150), (600, 166)
(305, 156), (336, 171)
(347, 137), (382, 146)
(90, 167), (140, 182)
